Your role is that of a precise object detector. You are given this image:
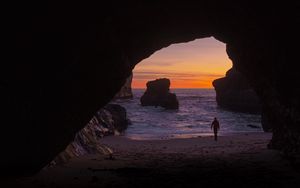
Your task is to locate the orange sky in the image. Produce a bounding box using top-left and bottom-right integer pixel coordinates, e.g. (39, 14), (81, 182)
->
(132, 37), (232, 88)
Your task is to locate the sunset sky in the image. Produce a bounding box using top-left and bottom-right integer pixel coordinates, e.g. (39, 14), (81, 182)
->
(132, 37), (232, 88)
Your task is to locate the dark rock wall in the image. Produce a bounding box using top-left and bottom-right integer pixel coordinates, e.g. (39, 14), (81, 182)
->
(114, 73), (133, 99)
(52, 104), (129, 165)
(2, 1), (300, 175)
(213, 68), (276, 132)
(213, 68), (261, 114)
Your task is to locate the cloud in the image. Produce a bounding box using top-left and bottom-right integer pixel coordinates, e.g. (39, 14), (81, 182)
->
(132, 37), (230, 88)
(137, 60), (184, 67)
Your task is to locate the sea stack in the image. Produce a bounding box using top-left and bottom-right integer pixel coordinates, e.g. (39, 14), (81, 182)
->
(141, 78), (179, 109)
(213, 68), (271, 132)
(213, 67), (261, 114)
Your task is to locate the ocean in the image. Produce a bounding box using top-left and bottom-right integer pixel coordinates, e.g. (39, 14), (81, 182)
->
(114, 89), (262, 140)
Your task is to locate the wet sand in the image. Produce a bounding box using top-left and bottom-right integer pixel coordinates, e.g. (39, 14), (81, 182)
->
(4, 133), (300, 187)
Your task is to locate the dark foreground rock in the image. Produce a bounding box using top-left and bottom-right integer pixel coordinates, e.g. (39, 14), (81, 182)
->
(52, 104), (129, 165)
(141, 78), (179, 109)
(213, 68), (261, 114)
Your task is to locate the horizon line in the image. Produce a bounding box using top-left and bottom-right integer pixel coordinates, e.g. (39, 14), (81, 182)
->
(132, 87), (214, 89)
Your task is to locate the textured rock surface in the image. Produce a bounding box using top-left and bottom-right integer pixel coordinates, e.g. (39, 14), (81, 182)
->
(141, 78), (179, 109)
(114, 73), (133, 99)
(213, 69), (273, 132)
(2, 1), (300, 175)
(52, 104), (129, 165)
(213, 68), (261, 113)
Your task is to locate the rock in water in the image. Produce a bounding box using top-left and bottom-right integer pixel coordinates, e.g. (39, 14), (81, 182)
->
(140, 78), (179, 109)
(213, 68), (261, 114)
(213, 68), (272, 133)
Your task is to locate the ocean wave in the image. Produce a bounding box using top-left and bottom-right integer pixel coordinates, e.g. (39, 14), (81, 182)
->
(115, 89), (262, 140)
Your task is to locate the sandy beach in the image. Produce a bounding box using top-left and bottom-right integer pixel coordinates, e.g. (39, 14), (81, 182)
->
(5, 133), (300, 187)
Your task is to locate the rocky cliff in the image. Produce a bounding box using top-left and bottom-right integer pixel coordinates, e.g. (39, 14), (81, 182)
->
(141, 78), (179, 109)
(213, 68), (261, 114)
(213, 68), (274, 132)
(52, 104), (129, 165)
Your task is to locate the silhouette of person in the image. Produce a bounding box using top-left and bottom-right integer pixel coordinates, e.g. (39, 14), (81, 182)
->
(211, 117), (220, 141)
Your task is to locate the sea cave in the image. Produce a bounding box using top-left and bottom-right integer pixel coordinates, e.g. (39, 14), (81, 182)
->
(1, 1), (300, 187)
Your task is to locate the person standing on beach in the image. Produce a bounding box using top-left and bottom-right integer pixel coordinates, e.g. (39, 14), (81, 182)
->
(211, 117), (220, 141)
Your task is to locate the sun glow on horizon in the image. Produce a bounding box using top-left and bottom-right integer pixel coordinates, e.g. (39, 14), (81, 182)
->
(132, 37), (232, 88)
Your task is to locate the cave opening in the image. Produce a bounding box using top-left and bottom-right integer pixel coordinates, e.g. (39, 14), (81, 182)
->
(116, 37), (263, 140)
(37, 37), (278, 187)
(50, 37), (267, 171)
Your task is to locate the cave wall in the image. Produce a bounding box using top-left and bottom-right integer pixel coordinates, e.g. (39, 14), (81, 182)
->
(2, 1), (300, 176)
(52, 104), (129, 165)
(114, 73), (133, 99)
